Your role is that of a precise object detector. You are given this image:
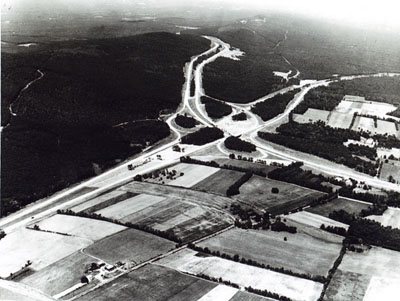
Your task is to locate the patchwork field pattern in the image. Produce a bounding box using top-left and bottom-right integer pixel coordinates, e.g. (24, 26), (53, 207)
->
(158, 248), (324, 301)
(198, 227), (343, 277)
(238, 175), (324, 213)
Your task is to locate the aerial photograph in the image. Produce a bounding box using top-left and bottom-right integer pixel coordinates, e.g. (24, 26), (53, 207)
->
(1, 0), (400, 300)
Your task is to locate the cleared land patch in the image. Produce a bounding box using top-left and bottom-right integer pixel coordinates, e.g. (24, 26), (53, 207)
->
(168, 163), (220, 187)
(77, 264), (218, 301)
(285, 211), (349, 229)
(0, 228), (90, 278)
(379, 160), (400, 182)
(96, 194), (166, 220)
(158, 248), (323, 301)
(239, 175), (324, 213)
(306, 197), (370, 217)
(198, 227), (343, 277)
(193, 169), (245, 195)
(36, 214), (126, 241)
(363, 276), (400, 301)
(327, 112), (353, 129)
(366, 207), (400, 229)
(84, 228), (175, 265)
(19, 251), (93, 297)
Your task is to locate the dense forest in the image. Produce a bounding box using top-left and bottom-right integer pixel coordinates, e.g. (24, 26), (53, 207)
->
(251, 89), (300, 121)
(180, 127), (224, 145)
(232, 112), (247, 121)
(174, 114), (197, 128)
(224, 136), (256, 153)
(258, 121), (379, 175)
(1, 33), (210, 216)
(296, 77), (400, 115)
(200, 96), (232, 119)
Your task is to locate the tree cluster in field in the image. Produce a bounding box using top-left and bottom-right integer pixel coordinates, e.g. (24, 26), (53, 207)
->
(195, 273), (239, 289)
(57, 209), (183, 243)
(268, 162), (333, 193)
(200, 96), (233, 119)
(140, 168), (182, 184)
(175, 114), (197, 128)
(251, 88), (301, 121)
(179, 156), (267, 177)
(232, 112), (247, 121)
(224, 136), (256, 153)
(0, 230), (6, 240)
(259, 121), (379, 176)
(226, 172), (253, 196)
(359, 201), (388, 217)
(180, 127), (224, 145)
(320, 224), (348, 236)
(246, 286), (292, 301)
(188, 242), (325, 284)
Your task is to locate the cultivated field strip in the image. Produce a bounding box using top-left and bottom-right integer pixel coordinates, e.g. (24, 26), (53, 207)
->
(168, 163), (220, 187)
(193, 169), (245, 195)
(306, 197), (370, 217)
(285, 211), (349, 230)
(157, 249), (324, 301)
(198, 228), (343, 277)
(36, 214), (126, 241)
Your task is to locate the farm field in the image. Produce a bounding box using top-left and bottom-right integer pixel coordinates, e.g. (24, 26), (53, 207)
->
(376, 119), (397, 136)
(36, 214), (126, 241)
(168, 163), (220, 187)
(362, 276), (400, 301)
(366, 207), (400, 229)
(285, 211), (349, 229)
(84, 228), (175, 265)
(96, 194), (167, 220)
(325, 246), (400, 301)
(119, 181), (234, 211)
(158, 249), (324, 301)
(238, 175), (324, 213)
(193, 169), (245, 195)
(306, 197), (370, 217)
(19, 251), (93, 297)
(0, 228), (90, 278)
(77, 264), (218, 301)
(293, 108), (329, 124)
(379, 160), (400, 182)
(229, 291), (275, 301)
(215, 158), (279, 174)
(198, 227), (342, 277)
(70, 190), (136, 213)
(0, 279), (55, 301)
(327, 112), (353, 129)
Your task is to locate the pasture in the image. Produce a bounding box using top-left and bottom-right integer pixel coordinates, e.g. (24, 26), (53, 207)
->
(238, 175), (324, 213)
(198, 227), (343, 277)
(70, 190), (135, 213)
(96, 193), (166, 220)
(78, 264), (218, 301)
(376, 120), (397, 136)
(366, 207), (400, 229)
(84, 228), (175, 264)
(0, 228), (90, 278)
(36, 214), (126, 241)
(379, 160), (400, 182)
(306, 197), (370, 217)
(325, 246), (400, 301)
(168, 163), (220, 187)
(299, 108), (329, 123)
(0, 279), (55, 301)
(158, 249), (323, 301)
(285, 211), (349, 229)
(193, 169), (245, 195)
(20, 251), (93, 297)
(351, 116), (374, 133)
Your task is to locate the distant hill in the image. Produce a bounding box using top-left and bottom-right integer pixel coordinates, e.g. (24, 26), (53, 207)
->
(1, 32), (210, 216)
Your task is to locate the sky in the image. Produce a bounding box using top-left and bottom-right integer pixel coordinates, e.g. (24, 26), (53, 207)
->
(2, 0), (400, 30)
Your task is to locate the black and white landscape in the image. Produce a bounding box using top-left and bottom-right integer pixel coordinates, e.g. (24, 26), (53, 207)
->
(1, 0), (400, 300)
